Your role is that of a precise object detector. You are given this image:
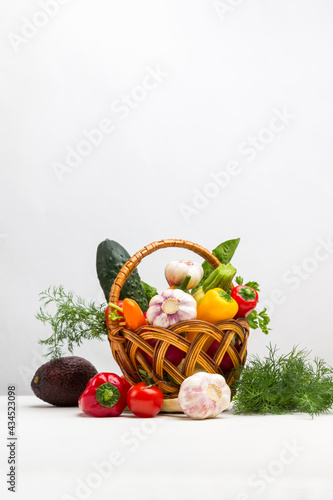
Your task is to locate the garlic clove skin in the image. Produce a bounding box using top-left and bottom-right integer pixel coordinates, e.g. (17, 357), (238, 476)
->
(177, 372), (231, 419)
(165, 260), (203, 289)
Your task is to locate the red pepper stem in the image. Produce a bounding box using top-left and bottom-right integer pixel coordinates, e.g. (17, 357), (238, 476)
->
(96, 382), (121, 408)
(108, 302), (123, 313)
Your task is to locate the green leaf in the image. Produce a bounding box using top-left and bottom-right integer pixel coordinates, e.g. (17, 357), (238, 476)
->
(247, 308), (271, 335)
(244, 281), (260, 292)
(235, 276), (244, 285)
(141, 281), (158, 303)
(246, 310), (259, 330)
(213, 238), (240, 264)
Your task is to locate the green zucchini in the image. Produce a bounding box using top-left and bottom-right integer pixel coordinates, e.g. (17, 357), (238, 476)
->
(96, 239), (149, 311)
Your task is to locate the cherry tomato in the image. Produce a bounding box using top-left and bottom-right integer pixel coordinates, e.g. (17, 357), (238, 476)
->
(127, 382), (163, 418)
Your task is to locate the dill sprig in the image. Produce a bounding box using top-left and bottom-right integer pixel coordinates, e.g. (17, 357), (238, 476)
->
(36, 285), (108, 359)
(232, 344), (333, 417)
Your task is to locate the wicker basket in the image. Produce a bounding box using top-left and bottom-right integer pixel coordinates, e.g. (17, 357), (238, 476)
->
(108, 239), (250, 411)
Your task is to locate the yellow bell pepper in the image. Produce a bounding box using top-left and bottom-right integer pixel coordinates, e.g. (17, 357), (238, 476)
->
(197, 288), (238, 323)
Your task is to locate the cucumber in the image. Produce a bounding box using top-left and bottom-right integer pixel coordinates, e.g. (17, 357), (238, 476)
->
(96, 239), (149, 312)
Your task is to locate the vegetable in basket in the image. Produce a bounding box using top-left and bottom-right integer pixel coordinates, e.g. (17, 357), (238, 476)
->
(193, 263), (237, 306)
(231, 277), (259, 318)
(96, 239), (150, 311)
(78, 373), (127, 417)
(206, 339), (242, 373)
(108, 298), (147, 331)
(105, 300), (125, 328)
(147, 288), (197, 328)
(197, 289), (238, 323)
(165, 260), (203, 289)
(139, 337), (185, 367)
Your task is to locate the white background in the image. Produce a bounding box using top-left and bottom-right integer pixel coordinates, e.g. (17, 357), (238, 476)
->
(1, 0), (333, 395)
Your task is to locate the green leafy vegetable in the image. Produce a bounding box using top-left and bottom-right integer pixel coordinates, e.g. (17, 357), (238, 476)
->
(36, 286), (108, 359)
(141, 281), (158, 303)
(233, 344), (333, 417)
(247, 308), (270, 335)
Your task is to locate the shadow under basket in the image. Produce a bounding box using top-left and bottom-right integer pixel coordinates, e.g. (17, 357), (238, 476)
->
(108, 239), (250, 413)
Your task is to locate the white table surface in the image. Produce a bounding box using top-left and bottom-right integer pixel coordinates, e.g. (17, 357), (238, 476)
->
(0, 396), (332, 500)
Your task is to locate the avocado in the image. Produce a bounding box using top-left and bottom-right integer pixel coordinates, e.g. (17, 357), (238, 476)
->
(31, 356), (98, 406)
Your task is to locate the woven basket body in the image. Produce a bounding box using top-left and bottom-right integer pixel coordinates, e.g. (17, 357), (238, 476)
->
(108, 239), (250, 406)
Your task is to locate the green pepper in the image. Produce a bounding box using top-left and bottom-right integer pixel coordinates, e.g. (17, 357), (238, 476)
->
(193, 264), (236, 306)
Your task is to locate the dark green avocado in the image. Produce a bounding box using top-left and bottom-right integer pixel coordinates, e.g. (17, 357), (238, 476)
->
(31, 356), (98, 406)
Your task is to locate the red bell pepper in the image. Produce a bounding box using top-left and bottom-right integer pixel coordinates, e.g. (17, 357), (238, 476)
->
(231, 285), (259, 318)
(78, 373), (127, 417)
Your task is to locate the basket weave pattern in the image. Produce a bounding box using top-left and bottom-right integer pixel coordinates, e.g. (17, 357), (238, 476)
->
(108, 239), (250, 398)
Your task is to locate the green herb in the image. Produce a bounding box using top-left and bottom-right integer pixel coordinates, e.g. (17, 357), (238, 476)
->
(36, 285), (108, 359)
(235, 276), (260, 291)
(247, 308), (271, 335)
(141, 281), (158, 302)
(232, 344), (333, 417)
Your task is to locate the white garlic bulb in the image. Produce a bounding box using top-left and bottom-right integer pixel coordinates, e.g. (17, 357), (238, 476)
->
(177, 372), (231, 419)
(165, 260), (203, 290)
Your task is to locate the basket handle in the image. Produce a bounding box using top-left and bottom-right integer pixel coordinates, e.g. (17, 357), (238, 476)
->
(109, 239), (221, 308)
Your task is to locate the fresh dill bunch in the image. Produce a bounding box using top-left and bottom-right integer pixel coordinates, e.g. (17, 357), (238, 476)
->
(232, 344), (333, 417)
(36, 285), (108, 359)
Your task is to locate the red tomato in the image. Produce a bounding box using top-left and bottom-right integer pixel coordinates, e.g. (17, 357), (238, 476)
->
(127, 382), (163, 418)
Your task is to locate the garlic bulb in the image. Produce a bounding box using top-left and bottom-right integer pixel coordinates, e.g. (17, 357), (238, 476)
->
(147, 288), (197, 328)
(165, 260), (203, 290)
(178, 372), (231, 419)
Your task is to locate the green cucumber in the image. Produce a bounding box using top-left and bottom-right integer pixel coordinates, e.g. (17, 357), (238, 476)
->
(96, 239), (149, 312)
